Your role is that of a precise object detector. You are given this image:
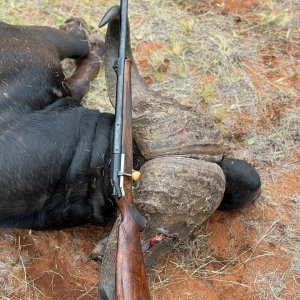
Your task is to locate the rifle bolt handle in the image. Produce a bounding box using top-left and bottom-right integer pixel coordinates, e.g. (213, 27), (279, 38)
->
(132, 171), (142, 181)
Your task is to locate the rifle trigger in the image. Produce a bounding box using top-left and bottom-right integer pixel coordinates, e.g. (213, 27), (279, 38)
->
(133, 181), (140, 190)
(113, 59), (119, 75)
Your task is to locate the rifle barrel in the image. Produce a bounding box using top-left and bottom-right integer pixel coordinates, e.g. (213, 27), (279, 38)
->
(112, 0), (129, 198)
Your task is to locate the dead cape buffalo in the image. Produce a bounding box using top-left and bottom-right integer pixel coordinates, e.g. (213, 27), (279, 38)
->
(0, 8), (260, 295)
(0, 18), (116, 229)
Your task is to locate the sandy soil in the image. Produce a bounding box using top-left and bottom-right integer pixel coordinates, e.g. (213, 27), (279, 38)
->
(0, 0), (299, 299)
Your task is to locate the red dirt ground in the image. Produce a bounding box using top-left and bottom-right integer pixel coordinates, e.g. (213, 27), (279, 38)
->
(0, 0), (299, 299)
(212, 0), (267, 15)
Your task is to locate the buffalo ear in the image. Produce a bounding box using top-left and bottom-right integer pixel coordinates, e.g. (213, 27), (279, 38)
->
(218, 158), (261, 210)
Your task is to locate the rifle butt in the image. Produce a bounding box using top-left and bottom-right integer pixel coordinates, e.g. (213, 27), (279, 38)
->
(116, 199), (151, 300)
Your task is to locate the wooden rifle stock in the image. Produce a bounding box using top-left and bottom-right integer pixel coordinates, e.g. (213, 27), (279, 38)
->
(116, 59), (151, 300)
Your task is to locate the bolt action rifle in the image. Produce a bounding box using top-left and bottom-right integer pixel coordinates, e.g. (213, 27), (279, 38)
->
(99, 1), (151, 299)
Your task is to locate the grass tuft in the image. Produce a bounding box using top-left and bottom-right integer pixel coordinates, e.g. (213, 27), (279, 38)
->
(0, 0), (299, 298)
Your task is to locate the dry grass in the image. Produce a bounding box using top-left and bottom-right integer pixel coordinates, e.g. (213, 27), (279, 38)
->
(173, 221), (279, 277)
(0, 0), (300, 299)
(0, 231), (43, 299)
